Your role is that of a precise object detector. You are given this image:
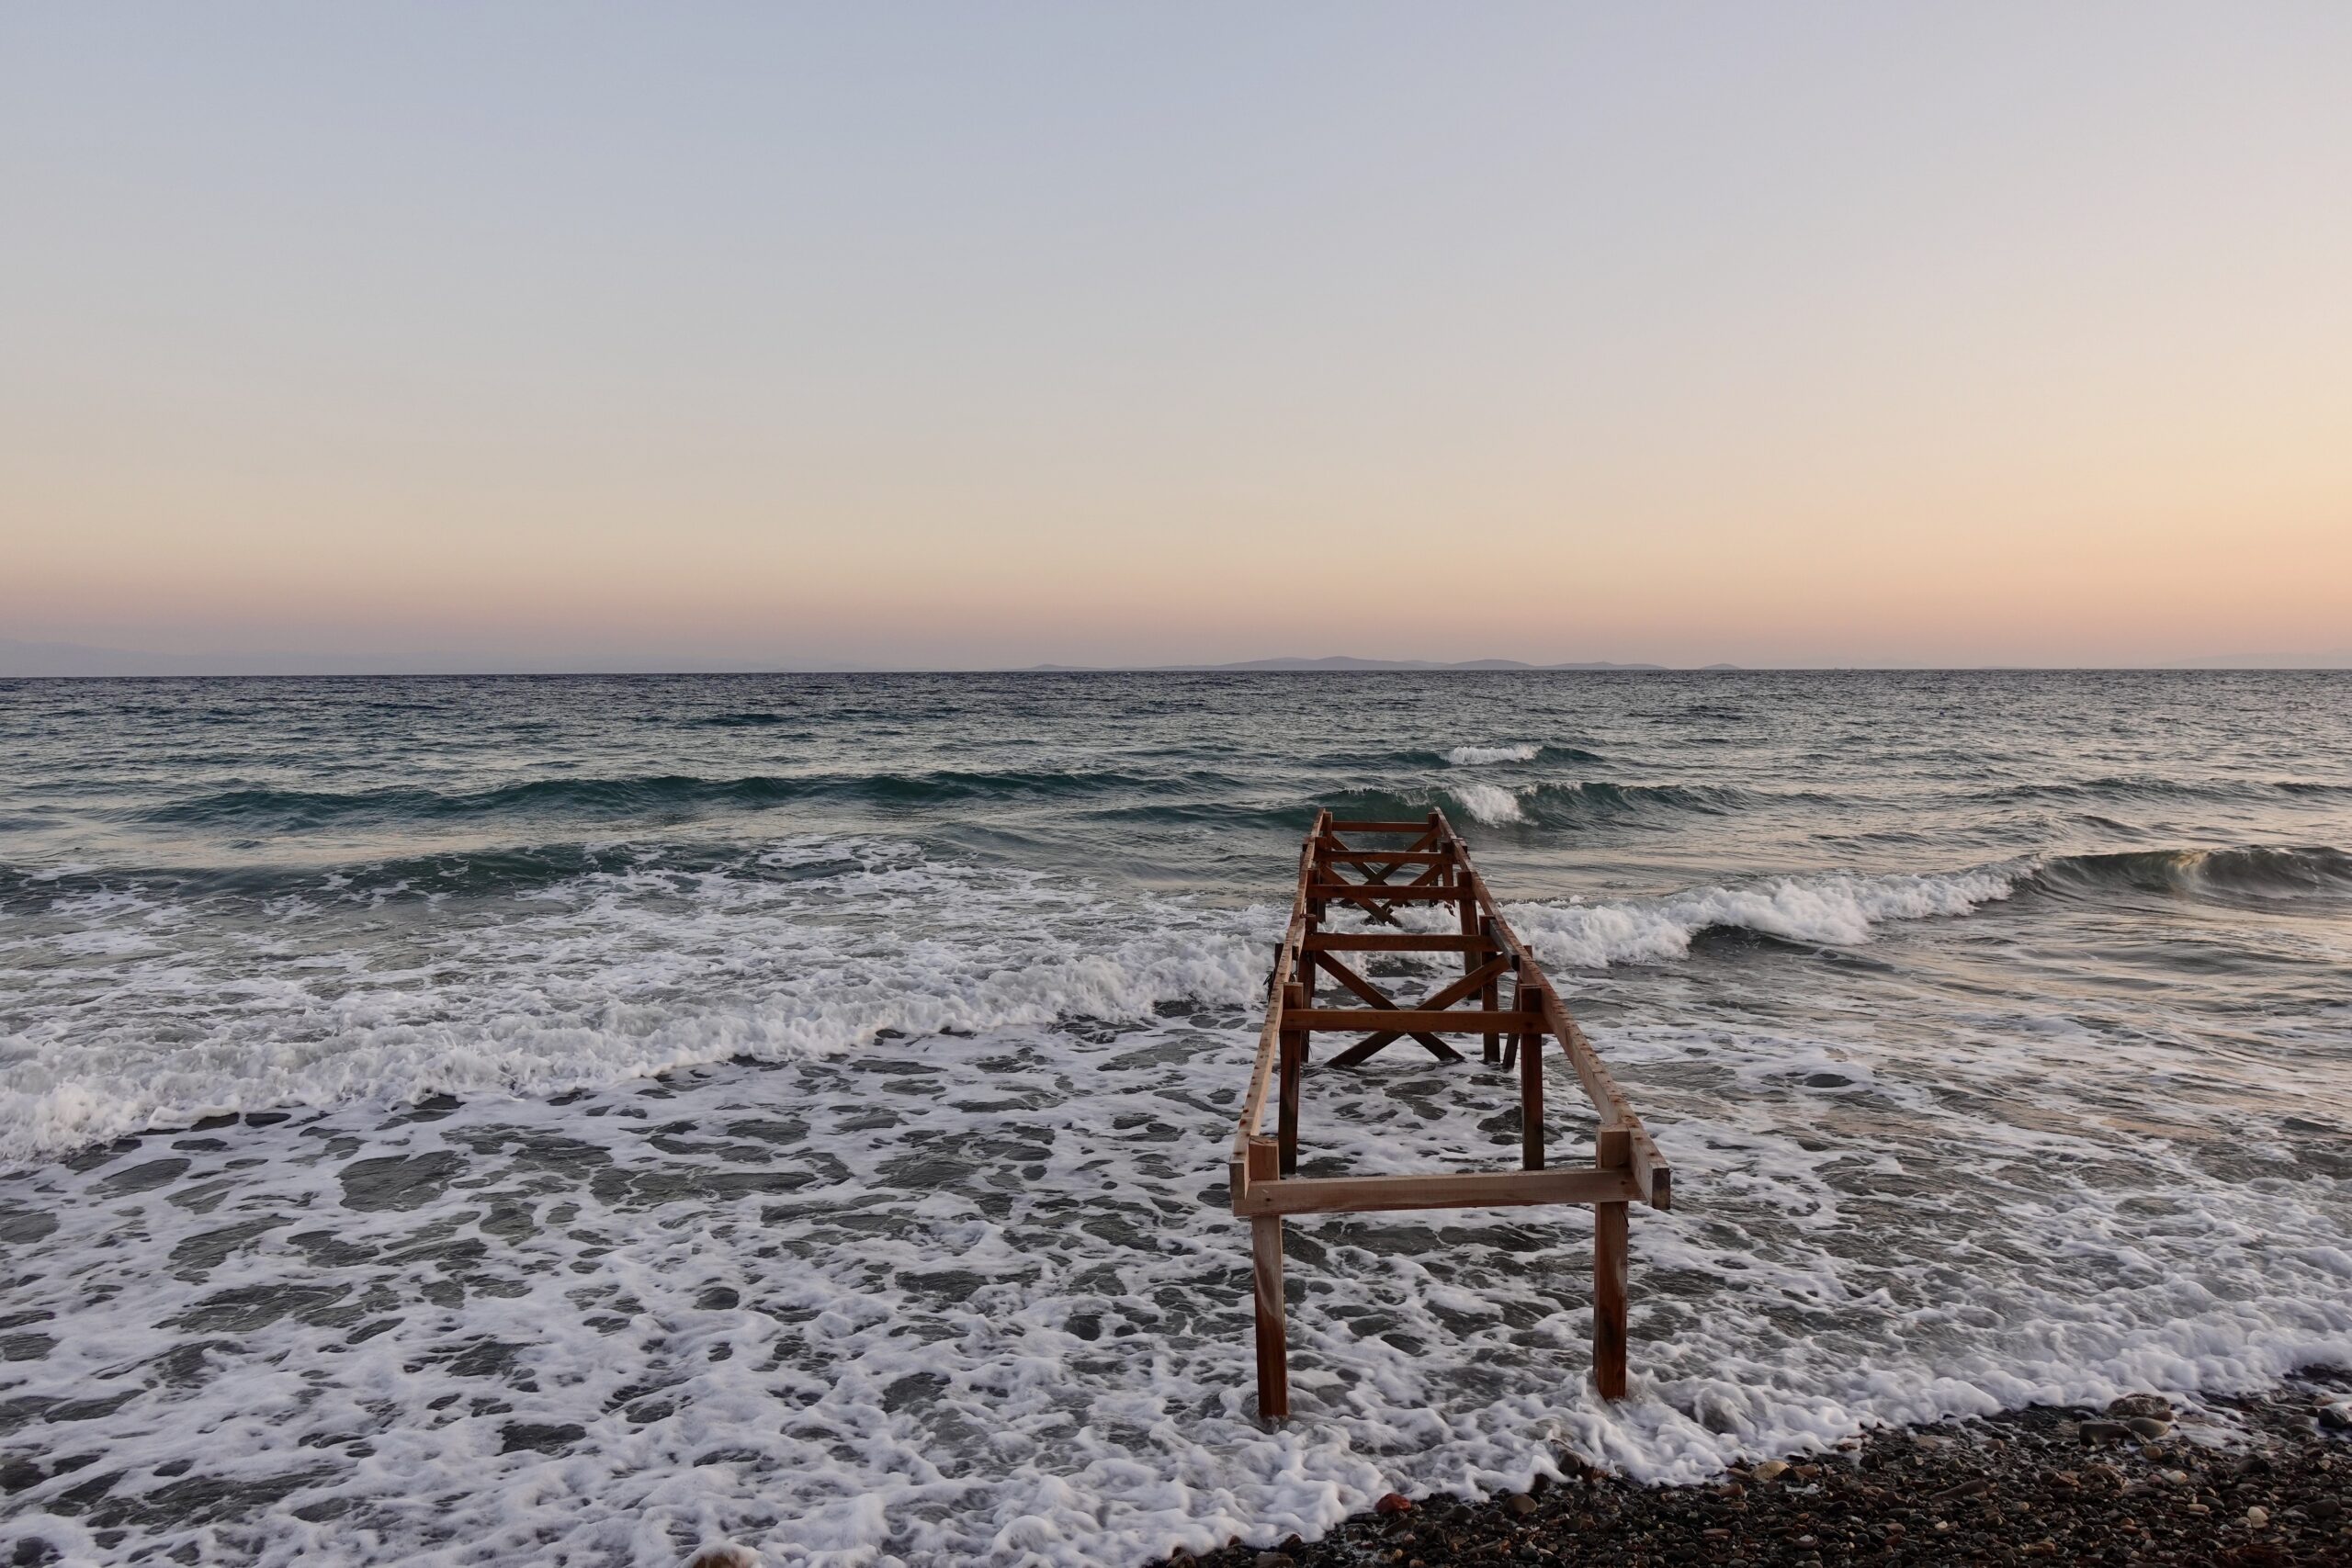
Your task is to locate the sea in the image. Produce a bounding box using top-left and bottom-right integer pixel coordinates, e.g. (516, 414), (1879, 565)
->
(1, 670), (2346, 1566)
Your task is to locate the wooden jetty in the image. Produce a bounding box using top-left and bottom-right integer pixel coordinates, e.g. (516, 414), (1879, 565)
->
(1230, 807), (1672, 1418)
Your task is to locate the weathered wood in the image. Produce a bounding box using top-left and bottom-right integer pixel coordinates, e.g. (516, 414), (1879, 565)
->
(1277, 982), (1307, 1177)
(1231, 811), (1322, 1186)
(1319, 856), (1449, 926)
(1238, 1166), (1643, 1216)
(1306, 882), (1474, 904)
(1305, 932), (1500, 953)
(1594, 1200), (1628, 1399)
(1475, 912), (1498, 1061)
(1312, 953), (1453, 1059)
(1520, 1017), (1544, 1170)
(1326, 955), (1514, 1066)
(1248, 1139), (1287, 1419)
(1294, 1008), (1541, 1034)
(1234, 807), (1671, 1409)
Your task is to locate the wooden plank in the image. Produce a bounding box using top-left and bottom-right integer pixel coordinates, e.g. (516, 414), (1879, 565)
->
(1520, 1022), (1544, 1170)
(1326, 855), (1447, 926)
(1276, 982), (1306, 1177)
(1594, 1200), (1628, 1400)
(1305, 932), (1498, 953)
(1248, 1139), (1287, 1420)
(1305, 884), (1473, 904)
(1320, 850), (1450, 865)
(1326, 819), (1433, 832)
(1294, 1008), (1540, 1034)
(1232, 811), (1322, 1177)
(1236, 1166), (1643, 1216)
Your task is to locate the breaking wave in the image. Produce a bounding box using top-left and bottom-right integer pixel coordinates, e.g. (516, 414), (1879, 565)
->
(1508, 863), (2026, 968)
(1505, 842), (2352, 968)
(1444, 780), (1761, 829)
(1446, 742), (1541, 766)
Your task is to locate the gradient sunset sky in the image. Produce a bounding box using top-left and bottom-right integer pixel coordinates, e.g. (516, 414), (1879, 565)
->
(6, 5), (2349, 671)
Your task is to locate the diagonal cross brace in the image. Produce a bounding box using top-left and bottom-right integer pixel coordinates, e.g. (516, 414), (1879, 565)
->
(1328, 954), (1516, 1067)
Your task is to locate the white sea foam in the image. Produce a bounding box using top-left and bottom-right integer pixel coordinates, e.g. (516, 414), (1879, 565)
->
(2, 838), (2347, 1567)
(0, 840), (1273, 1163)
(1445, 742), (1541, 766)
(0, 994), (2343, 1567)
(1507, 863), (2027, 968)
(1447, 781), (1527, 825)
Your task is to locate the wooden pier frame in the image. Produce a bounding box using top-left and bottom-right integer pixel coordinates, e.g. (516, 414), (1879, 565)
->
(1230, 807), (1673, 1420)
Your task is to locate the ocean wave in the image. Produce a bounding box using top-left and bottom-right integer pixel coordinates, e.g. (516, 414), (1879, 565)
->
(1448, 781), (1525, 824)
(1444, 780), (1760, 829)
(2032, 845), (2352, 903)
(124, 768), (1251, 831)
(1980, 775), (2352, 807)
(1506, 863), (2025, 968)
(692, 711), (792, 728)
(1446, 742), (1541, 767)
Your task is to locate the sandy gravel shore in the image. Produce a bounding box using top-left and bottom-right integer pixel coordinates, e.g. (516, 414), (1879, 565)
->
(1160, 1371), (2352, 1568)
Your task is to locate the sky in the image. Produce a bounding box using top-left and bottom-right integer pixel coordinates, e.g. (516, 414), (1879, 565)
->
(4, 4), (2349, 671)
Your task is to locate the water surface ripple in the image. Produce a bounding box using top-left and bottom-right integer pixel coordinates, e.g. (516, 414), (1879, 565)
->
(0, 671), (2346, 1565)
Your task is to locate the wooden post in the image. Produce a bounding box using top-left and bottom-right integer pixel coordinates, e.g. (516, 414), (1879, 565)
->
(1248, 1137), (1288, 1420)
(1479, 917), (1501, 1064)
(1594, 1122), (1630, 1399)
(1277, 981), (1307, 1177)
(1519, 1020), (1544, 1170)
(1593, 1199), (1628, 1400)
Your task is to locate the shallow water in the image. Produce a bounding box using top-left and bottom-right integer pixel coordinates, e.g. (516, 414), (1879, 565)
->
(1, 671), (2347, 1564)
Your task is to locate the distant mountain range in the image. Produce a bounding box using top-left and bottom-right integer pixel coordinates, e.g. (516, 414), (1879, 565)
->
(1026, 656), (1684, 671)
(7, 637), (2348, 677)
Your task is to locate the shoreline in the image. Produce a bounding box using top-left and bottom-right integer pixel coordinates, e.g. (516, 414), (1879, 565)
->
(1158, 1371), (2352, 1568)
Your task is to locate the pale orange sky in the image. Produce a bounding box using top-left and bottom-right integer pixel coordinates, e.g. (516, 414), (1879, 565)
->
(5, 6), (2349, 670)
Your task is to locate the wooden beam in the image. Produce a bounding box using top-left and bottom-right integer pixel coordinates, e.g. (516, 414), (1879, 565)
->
(1276, 982), (1307, 1177)
(1305, 884), (1473, 904)
(1232, 811), (1323, 1177)
(1327, 819), (1435, 832)
(1305, 932), (1499, 953)
(1294, 1007), (1537, 1034)
(1236, 1166), (1643, 1216)
(1320, 850), (1449, 865)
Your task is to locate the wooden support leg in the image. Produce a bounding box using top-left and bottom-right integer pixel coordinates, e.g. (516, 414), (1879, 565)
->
(1480, 920), (1501, 1064)
(1519, 1026), (1544, 1169)
(1277, 983), (1306, 1177)
(1594, 1200), (1628, 1400)
(1247, 1138), (1288, 1421)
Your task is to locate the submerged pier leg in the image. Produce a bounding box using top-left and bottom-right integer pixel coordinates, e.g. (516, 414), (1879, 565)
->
(1593, 1124), (1631, 1398)
(1519, 1027), (1544, 1169)
(1276, 983), (1306, 1176)
(1479, 917), (1501, 1064)
(1247, 1138), (1289, 1420)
